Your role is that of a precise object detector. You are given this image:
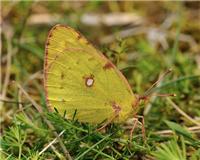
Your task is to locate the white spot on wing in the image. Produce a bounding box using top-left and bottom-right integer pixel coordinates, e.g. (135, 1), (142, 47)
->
(86, 78), (94, 87)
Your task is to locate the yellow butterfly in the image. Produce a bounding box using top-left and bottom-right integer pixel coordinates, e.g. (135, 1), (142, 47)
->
(44, 24), (138, 124)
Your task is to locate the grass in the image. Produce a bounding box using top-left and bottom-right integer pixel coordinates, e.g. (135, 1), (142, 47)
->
(1, 1), (200, 160)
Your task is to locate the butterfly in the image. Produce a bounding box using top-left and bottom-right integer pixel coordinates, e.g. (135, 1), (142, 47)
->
(44, 24), (139, 125)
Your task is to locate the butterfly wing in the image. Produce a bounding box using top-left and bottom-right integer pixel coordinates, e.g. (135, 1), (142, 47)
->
(44, 24), (136, 123)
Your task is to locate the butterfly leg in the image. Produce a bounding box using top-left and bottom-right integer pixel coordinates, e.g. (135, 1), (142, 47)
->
(130, 117), (138, 141)
(136, 115), (146, 142)
(130, 115), (146, 142)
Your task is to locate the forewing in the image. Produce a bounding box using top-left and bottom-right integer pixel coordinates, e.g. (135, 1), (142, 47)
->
(44, 25), (135, 123)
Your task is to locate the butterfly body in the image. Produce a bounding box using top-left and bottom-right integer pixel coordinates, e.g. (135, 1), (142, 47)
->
(44, 24), (137, 123)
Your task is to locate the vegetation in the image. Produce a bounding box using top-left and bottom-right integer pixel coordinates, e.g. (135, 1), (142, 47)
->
(1, 1), (200, 160)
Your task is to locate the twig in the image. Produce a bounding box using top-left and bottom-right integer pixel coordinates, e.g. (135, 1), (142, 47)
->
(39, 130), (65, 156)
(0, 19), (2, 94)
(17, 83), (43, 113)
(167, 98), (200, 126)
(17, 83), (72, 160)
(17, 70), (42, 112)
(18, 87), (26, 115)
(154, 126), (200, 136)
(0, 98), (26, 104)
(25, 70), (43, 84)
(1, 30), (12, 109)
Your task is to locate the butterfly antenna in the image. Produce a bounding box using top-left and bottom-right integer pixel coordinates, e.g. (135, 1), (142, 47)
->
(135, 69), (176, 105)
(151, 93), (176, 97)
(143, 68), (172, 97)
